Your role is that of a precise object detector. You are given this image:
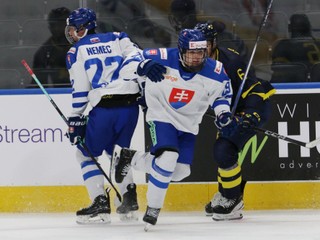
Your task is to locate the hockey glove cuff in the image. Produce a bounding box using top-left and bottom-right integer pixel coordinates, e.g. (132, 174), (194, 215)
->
(67, 115), (87, 145)
(215, 112), (242, 137)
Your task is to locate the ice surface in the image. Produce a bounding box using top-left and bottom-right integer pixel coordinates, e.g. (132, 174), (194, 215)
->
(0, 210), (319, 240)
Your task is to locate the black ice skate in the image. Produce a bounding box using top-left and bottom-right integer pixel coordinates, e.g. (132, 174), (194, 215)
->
(211, 195), (244, 221)
(112, 145), (136, 183)
(116, 183), (139, 221)
(205, 191), (222, 216)
(76, 189), (111, 224)
(207, 180), (247, 217)
(143, 206), (161, 232)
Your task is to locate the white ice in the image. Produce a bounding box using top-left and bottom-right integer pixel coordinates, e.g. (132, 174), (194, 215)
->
(0, 210), (319, 240)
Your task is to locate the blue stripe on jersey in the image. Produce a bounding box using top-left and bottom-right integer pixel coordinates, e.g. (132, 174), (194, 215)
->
(143, 48), (180, 70)
(149, 175), (170, 189)
(122, 52), (144, 68)
(73, 102), (87, 108)
(75, 32), (130, 49)
(142, 48), (229, 83)
(81, 160), (96, 169)
(72, 91), (88, 98)
(212, 99), (230, 108)
(151, 158), (173, 177)
(83, 169), (102, 181)
(68, 32), (131, 68)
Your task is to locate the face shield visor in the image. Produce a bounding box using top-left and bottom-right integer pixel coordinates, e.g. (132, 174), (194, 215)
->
(65, 18), (89, 45)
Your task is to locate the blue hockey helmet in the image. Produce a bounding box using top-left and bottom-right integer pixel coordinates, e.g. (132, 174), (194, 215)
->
(65, 8), (97, 44)
(178, 29), (208, 72)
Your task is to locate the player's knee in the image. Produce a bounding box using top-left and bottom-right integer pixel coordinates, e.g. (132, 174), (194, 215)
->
(172, 163), (191, 181)
(153, 150), (179, 174)
(214, 138), (239, 169)
(76, 148), (89, 165)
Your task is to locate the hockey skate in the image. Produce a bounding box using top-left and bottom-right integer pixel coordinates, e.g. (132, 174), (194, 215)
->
(112, 145), (136, 183)
(116, 183), (139, 221)
(205, 191), (222, 216)
(211, 195), (244, 221)
(143, 206), (161, 232)
(207, 180), (247, 217)
(76, 189), (111, 224)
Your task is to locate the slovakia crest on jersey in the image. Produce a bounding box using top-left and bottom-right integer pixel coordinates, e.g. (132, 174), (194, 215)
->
(169, 88), (195, 109)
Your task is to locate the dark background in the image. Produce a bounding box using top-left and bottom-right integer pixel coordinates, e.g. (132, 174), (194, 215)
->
(145, 92), (320, 182)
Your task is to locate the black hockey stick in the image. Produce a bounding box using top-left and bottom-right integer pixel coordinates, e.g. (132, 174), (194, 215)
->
(205, 112), (320, 149)
(231, 0), (274, 116)
(21, 59), (122, 202)
(252, 126), (320, 149)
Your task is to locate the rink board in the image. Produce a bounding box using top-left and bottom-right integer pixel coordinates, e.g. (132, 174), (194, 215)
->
(1, 84), (320, 212)
(1, 182), (320, 212)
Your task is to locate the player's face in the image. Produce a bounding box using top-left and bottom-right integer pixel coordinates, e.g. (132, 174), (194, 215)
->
(207, 41), (213, 57)
(68, 26), (80, 42)
(206, 40), (217, 59)
(184, 49), (206, 67)
(65, 26), (86, 44)
(65, 26), (78, 44)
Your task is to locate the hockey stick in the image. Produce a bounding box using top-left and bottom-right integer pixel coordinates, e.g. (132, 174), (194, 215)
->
(205, 112), (320, 149)
(231, 0), (274, 116)
(21, 59), (122, 202)
(252, 126), (320, 149)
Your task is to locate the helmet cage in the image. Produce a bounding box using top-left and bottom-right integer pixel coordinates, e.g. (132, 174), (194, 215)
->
(178, 29), (208, 72)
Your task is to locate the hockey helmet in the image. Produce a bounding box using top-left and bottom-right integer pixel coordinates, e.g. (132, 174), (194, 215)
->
(178, 29), (207, 72)
(65, 8), (97, 44)
(194, 22), (217, 43)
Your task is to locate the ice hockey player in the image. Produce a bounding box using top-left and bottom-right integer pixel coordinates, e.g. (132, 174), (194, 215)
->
(194, 22), (275, 220)
(65, 8), (141, 224)
(112, 29), (241, 230)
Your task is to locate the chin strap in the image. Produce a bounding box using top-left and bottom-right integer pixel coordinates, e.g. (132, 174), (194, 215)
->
(75, 29), (88, 41)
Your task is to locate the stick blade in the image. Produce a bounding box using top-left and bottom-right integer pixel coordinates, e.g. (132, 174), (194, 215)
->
(305, 138), (320, 148)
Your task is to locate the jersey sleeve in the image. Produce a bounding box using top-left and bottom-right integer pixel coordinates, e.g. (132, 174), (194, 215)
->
(66, 47), (90, 117)
(209, 62), (233, 115)
(117, 32), (141, 57)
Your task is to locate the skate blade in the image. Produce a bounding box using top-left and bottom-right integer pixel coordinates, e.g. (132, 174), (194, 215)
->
(111, 145), (121, 173)
(144, 223), (152, 232)
(76, 213), (111, 224)
(119, 211), (139, 222)
(212, 211), (243, 221)
(205, 212), (213, 217)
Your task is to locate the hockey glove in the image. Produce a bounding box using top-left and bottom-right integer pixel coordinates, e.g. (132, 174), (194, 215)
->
(67, 115), (87, 145)
(215, 112), (241, 137)
(137, 59), (166, 82)
(240, 111), (261, 129)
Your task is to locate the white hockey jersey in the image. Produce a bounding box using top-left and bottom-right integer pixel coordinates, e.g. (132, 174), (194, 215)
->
(66, 32), (141, 116)
(125, 48), (233, 135)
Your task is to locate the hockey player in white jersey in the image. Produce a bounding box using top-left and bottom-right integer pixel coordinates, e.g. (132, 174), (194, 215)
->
(112, 29), (241, 230)
(65, 8), (142, 224)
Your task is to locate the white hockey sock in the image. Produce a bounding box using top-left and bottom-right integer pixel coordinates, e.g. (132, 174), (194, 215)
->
(76, 149), (105, 201)
(146, 151), (178, 209)
(132, 151), (154, 173)
(81, 163), (105, 201)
